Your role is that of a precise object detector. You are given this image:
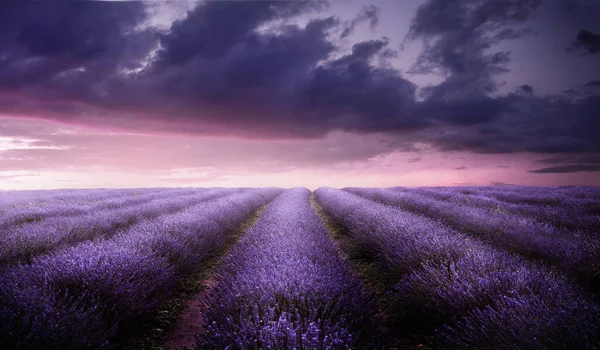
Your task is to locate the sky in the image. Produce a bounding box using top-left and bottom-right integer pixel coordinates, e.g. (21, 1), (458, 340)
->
(0, 0), (599, 190)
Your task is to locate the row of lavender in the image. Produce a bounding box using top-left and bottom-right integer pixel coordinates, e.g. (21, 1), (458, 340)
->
(0, 187), (183, 228)
(398, 186), (600, 232)
(0, 188), (282, 349)
(0, 188), (239, 266)
(346, 187), (600, 293)
(200, 188), (379, 348)
(435, 185), (600, 206)
(0, 188), (148, 207)
(315, 187), (600, 348)
(0, 188), (183, 217)
(404, 185), (600, 219)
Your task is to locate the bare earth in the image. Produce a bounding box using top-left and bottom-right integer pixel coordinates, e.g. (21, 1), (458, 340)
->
(163, 279), (218, 350)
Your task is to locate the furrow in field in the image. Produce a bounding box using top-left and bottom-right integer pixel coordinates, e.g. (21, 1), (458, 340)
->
(198, 188), (381, 349)
(0, 188), (239, 267)
(309, 193), (414, 349)
(0, 188), (283, 349)
(315, 187), (600, 349)
(346, 187), (600, 294)
(160, 204), (269, 350)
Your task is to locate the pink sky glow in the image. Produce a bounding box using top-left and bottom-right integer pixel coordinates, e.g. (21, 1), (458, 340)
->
(1, 117), (596, 190)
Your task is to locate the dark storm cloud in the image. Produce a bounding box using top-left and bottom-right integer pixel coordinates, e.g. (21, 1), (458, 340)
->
(529, 164), (600, 173)
(132, 3), (420, 138)
(157, 1), (325, 65)
(529, 153), (600, 173)
(416, 94), (515, 126)
(535, 154), (600, 165)
(402, 0), (544, 136)
(519, 84), (534, 94)
(3, 0), (524, 137)
(561, 80), (600, 99)
(569, 29), (600, 55)
(429, 92), (600, 154)
(340, 4), (380, 39)
(295, 38), (422, 133)
(454, 166), (468, 170)
(143, 15), (347, 137)
(0, 0), (149, 89)
(406, 0), (540, 87)
(0, 1), (144, 57)
(0, 0), (599, 159)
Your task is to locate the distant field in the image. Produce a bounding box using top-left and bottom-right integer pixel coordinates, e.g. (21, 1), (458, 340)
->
(0, 186), (599, 349)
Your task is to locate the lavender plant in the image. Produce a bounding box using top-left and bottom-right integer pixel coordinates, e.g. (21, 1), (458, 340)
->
(0, 188), (166, 217)
(346, 187), (600, 292)
(0, 188), (115, 207)
(315, 187), (600, 348)
(404, 186), (600, 232)
(201, 188), (380, 349)
(0, 187), (172, 228)
(422, 185), (600, 212)
(0, 188), (239, 266)
(0, 188), (282, 349)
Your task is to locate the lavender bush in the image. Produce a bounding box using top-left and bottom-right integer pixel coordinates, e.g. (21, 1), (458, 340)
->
(406, 185), (600, 213)
(315, 187), (600, 348)
(0, 188), (118, 207)
(346, 187), (600, 291)
(0, 188), (282, 349)
(201, 188), (380, 349)
(0, 188), (239, 266)
(0, 187), (172, 228)
(405, 186), (600, 232)
(1, 185), (598, 349)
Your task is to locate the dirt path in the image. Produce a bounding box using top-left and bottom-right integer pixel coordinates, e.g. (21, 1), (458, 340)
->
(162, 279), (217, 350)
(161, 205), (267, 350)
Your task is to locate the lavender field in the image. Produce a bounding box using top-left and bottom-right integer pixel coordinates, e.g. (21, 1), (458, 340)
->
(1, 186), (599, 349)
